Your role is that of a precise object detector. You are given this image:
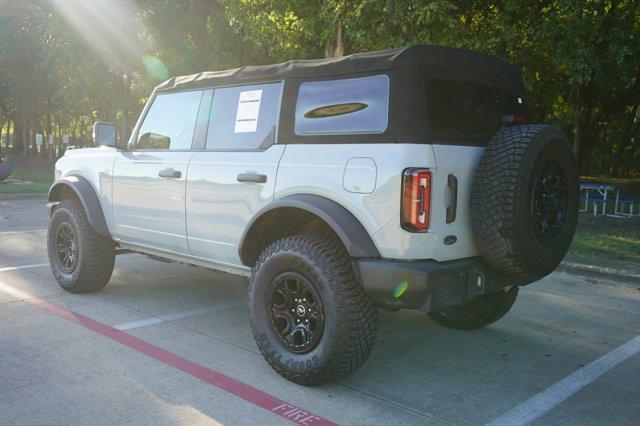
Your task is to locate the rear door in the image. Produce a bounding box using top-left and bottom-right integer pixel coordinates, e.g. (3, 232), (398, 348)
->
(186, 82), (284, 266)
(112, 89), (207, 253)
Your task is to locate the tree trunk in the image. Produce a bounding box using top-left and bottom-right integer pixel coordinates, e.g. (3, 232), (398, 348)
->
(573, 83), (594, 176)
(612, 103), (639, 177)
(79, 117), (85, 147)
(22, 114), (28, 156)
(386, 0), (396, 14)
(12, 118), (22, 153)
(30, 120), (37, 156)
(0, 117), (4, 158)
(3, 121), (6, 150)
(29, 115), (41, 157)
(46, 111), (53, 161)
(325, 21), (345, 58)
(618, 120), (640, 177)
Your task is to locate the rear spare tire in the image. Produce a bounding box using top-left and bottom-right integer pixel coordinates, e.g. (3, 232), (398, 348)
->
(472, 124), (578, 281)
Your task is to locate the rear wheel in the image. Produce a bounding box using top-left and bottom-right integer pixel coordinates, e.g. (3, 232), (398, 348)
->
(47, 199), (115, 293)
(249, 234), (378, 385)
(430, 287), (518, 330)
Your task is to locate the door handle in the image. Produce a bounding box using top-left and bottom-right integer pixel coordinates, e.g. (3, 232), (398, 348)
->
(237, 173), (267, 183)
(446, 174), (458, 223)
(158, 168), (181, 178)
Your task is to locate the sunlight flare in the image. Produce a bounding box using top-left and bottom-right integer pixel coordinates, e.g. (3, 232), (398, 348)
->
(48, 0), (144, 69)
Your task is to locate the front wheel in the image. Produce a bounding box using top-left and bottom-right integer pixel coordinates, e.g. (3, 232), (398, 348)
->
(429, 287), (518, 330)
(249, 234), (378, 385)
(47, 199), (115, 293)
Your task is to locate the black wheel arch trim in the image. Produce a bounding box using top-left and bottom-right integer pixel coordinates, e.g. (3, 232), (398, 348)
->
(239, 194), (381, 266)
(48, 176), (110, 237)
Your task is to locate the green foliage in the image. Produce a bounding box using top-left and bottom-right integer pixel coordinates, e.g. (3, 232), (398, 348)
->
(0, 163), (53, 194)
(0, 0), (638, 175)
(570, 215), (640, 263)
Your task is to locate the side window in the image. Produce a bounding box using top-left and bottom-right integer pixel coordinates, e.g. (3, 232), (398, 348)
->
(425, 79), (525, 137)
(136, 90), (203, 150)
(294, 74), (389, 135)
(206, 82), (282, 150)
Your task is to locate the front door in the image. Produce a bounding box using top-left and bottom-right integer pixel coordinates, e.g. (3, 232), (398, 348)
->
(112, 89), (206, 254)
(186, 82), (284, 266)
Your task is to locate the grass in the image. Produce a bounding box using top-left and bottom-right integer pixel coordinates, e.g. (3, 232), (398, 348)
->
(570, 176), (640, 267)
(0, 155), (54, 194)
(569, 214), (640, 264)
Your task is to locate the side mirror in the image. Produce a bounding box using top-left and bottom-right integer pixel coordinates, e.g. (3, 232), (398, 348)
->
(93, 122), (117, 148)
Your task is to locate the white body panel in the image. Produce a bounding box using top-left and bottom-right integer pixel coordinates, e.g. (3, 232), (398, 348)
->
(430, 144), (485, 259)
(55, 147), (119, 234)
(111, 151), (193, 253)
(275, 143), (482, 262)
(54, 141), (484, 266)
(185, 145), (285, 265)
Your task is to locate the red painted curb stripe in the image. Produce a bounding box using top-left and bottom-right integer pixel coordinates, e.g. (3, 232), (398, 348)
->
(7, 285), (335, 426)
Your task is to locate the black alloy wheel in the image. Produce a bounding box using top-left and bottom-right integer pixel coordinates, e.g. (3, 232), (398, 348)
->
(269, 272), (324, 354)
(471, 124), (578, 281)
(56, 222), (79, 273)
(47, 199), (115, 293)
(531, 161), (568, 245)
(249, 234), (378, 385)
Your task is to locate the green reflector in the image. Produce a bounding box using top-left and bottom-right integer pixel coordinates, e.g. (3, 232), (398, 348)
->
(394, 281), (409, 298)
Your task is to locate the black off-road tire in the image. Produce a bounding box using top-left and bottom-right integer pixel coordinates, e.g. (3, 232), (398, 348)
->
(430, 287), (518, 330)
(47, 199), (115, 293)
(472, 124), (578, 281)
(249, 234), (378, 386)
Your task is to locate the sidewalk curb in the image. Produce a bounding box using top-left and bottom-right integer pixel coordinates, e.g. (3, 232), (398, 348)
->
(558, 261), (640, 286)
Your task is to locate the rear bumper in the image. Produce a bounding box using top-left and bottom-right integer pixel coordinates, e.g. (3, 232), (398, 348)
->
(353, 257), (520, 313)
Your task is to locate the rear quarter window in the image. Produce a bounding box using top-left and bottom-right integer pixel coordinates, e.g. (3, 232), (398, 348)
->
(294, 74), (390, 135)
(425, 79), (525, 139)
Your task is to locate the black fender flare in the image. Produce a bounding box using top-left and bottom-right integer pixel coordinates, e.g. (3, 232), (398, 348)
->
(239, 194), (380, 266)
(48, 176), (110, 236)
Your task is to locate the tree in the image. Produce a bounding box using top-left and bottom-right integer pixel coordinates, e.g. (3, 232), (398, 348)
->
(0, 0), (637, 174)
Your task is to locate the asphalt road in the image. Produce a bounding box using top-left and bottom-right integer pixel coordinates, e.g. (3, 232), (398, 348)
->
(1, 195), (639, 425)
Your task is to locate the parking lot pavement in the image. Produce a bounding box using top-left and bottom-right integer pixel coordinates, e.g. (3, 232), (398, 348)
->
(1, 195), (639, 425)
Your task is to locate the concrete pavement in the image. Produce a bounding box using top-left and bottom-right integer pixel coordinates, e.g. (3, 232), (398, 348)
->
(0, 195), (639, 425)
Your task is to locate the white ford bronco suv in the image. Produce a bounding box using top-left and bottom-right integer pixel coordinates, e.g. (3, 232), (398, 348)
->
(48, 45), (578, 385)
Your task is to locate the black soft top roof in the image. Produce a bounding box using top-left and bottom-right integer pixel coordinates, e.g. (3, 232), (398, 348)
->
(155, 44), (523, 94)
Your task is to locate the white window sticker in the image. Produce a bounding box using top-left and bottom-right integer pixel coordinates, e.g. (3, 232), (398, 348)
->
(234, 90), (262, 133)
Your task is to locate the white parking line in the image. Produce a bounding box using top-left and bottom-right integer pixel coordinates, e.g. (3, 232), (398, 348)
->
(0, 263), (49, 273)
(114, 302), (244, 330)
(0, 279), (331, 424)
(488, 333), (640, 425)
(0, 279), (32, 300)
(0, 229), (47, 235)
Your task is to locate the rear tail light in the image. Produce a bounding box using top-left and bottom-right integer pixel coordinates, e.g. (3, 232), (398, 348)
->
(401, 168), (431, 232)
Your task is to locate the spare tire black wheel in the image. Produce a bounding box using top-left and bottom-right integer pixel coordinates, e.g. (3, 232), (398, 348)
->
(472, 124), (578, 281)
